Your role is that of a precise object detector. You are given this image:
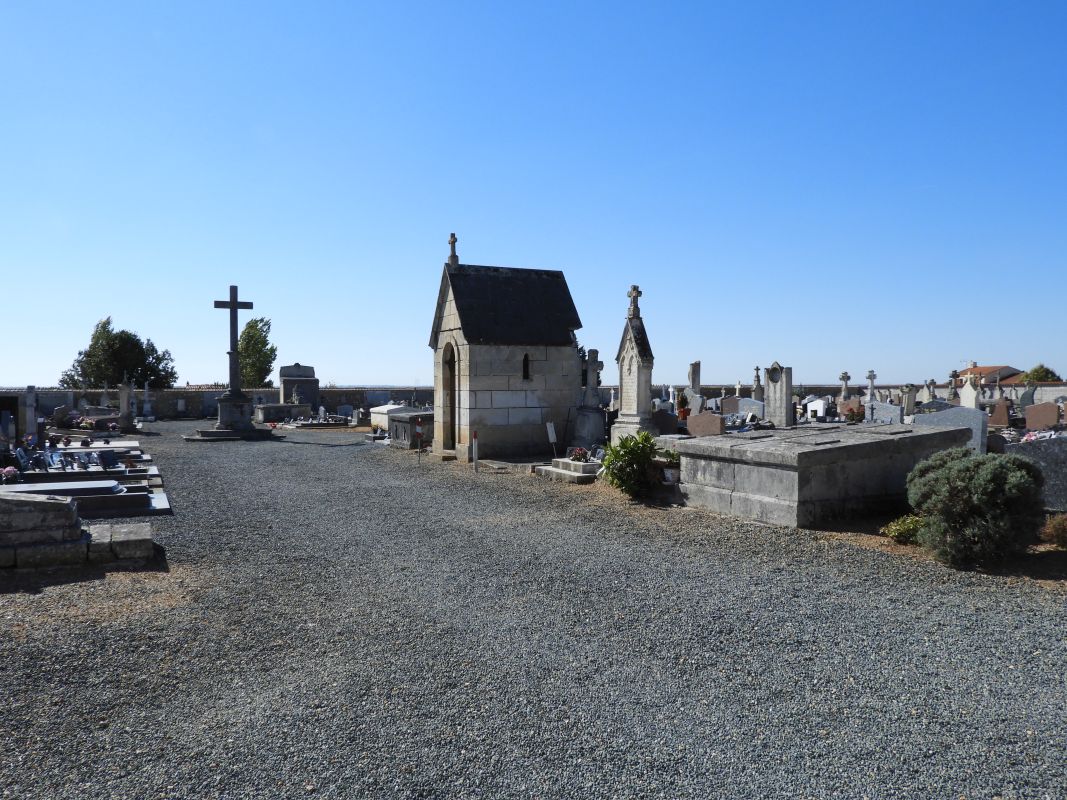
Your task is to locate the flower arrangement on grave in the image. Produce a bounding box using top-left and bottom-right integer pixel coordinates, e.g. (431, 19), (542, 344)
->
(1, 466), (19, 484)
(570, 447), (590, 463)
(108, 422), (118, 432)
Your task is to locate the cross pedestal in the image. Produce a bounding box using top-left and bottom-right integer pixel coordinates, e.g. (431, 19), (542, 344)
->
(212, 285), (255, 432)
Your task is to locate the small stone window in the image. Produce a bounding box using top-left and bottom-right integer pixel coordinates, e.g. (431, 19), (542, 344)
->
(522, 353), (531, 381)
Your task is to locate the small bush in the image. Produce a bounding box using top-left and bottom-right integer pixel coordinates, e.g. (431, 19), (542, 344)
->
(880, 514), (924, 545)
(602, 431), (659, 499)
(1041, 514), (1067, 548)
(906, 449), (1045, 567)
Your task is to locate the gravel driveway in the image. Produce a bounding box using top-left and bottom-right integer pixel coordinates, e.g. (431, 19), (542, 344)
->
(2, 421), (1064, 799)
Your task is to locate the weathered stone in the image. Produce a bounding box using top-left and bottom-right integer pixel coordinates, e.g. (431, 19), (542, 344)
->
(736, 398), (765, 418)
(0, 546), (14, 567)
(867, 401), (903, 425)
(16, 536), (88, 568)
(1024, 402), (1060, 431)
(721, 396), (740, 415)
(674, 425), (971, 527)
(107, 523), (155, 560)
(764, 362), (794, 428)
(87, 525), (115, 564)
(686, 412), (725, 437)
(0, 493), (81, 547)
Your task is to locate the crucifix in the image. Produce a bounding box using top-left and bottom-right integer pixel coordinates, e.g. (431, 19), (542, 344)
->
(448, 232), (459, 265)
(627, 285), (642, 318)
(214, 285), (254, 398)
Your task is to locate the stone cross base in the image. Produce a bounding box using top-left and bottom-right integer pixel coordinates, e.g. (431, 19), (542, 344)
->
(610, 416), (656, 446)
(215, 397), (255, 432)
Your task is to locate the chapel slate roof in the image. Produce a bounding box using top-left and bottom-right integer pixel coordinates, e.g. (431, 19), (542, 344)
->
(431, 263), (582, 347)
(616, 316), (654, 363)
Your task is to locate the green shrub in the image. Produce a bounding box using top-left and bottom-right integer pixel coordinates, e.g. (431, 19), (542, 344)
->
(1041, 514), (1067, 548)
(602, 431), (659, 499)
(905, 449), (1045, 567)
(880, 513), (924, 545)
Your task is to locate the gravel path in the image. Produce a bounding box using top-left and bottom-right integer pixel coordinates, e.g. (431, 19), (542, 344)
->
(2, 421), (1065, 799)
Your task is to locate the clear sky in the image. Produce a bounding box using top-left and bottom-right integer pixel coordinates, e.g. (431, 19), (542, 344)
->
(2, 1), (1065, 389)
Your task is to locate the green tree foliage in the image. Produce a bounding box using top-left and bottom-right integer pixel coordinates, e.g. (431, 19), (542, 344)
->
(1022, 363), (1061, 382)
(906, 448), (1045, 567)
(238, 317), (278, 388)
(59, 317), (177, 389)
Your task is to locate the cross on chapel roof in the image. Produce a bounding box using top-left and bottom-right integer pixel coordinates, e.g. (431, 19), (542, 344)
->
(627, 285), (642, 318)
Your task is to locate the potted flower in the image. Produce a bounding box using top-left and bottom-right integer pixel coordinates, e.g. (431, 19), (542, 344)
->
(1, 466), (19, 484)
(570, 447), (590, 463)
(676, 391), (690, 420)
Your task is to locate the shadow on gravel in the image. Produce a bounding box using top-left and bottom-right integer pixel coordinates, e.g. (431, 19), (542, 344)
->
(271, 439), (369, 449)
(976, 546), (1067, 582)
(0, 546), (170, 595)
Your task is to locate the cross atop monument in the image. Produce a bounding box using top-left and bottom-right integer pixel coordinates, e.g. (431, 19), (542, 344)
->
(627, 285), (642, 318)
(448, 232), (459, 265)
(214, 285), (254, 398)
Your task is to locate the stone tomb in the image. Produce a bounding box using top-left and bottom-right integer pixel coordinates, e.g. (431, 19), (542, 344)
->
(389, 411), (434, 449)
(279, 363), (321, 409)
(667, 424), (971, 527)
(610, 286), (656, 445)
(1024, 402), (1061, 431)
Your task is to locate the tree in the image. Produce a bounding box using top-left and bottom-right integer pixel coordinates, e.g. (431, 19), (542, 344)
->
(59, 318), (178, 389)
(238, 317), (278, 388)
(1022, 363), (1061, 382)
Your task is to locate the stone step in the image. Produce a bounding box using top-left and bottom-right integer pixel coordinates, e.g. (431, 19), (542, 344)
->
(534, 465), (597, 485)
(551, 458), (601, 475)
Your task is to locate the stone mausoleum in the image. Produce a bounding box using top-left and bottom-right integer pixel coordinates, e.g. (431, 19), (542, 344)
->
(429, 234), (583, 460)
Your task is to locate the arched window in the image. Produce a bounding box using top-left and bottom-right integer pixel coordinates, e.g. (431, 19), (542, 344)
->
(522, 353), (531, 380)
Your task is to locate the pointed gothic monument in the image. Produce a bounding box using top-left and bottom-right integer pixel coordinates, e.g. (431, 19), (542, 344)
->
(611, 285), (655, 445)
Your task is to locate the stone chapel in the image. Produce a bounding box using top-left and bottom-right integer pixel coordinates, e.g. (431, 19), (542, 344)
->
(428, 235), (584, 460)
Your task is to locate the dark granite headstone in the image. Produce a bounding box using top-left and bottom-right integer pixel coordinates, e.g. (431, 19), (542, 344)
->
(1006, 437), (1067, 511)
(868, 401), (903, 424)
(651, 409), (679, 435)
(912, 406), (988, 452)
(721, 396), (740, 415)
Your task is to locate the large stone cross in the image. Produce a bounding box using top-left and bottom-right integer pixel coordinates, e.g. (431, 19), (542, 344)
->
(627, 285), (642, 318)
(582, 349), (604, 408)
(214, 285), (253, 398)
(448, 232), (459, 265)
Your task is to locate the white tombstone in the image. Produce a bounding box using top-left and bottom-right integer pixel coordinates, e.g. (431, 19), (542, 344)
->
(959, 376), (981, 409)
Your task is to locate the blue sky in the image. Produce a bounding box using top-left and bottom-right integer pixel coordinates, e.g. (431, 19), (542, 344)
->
(2, 1), (1064, 388)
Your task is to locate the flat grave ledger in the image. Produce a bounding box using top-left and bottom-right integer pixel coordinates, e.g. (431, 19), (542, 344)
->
(666, 424), (971, 527)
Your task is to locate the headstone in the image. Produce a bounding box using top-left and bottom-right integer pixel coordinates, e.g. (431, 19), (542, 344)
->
(986, 433), (1007, 454)
(142, 381), (153, 419)
(688, 361), (700, 394)
(736, 398), (764, 418)
(947, 369), (960, 400)
(318, 405), (327, 422)
(337, 404), (354, 419)
(686, 411), (724, 437)
(958, 377), (981, 409)
(683, 387), (704, 413)
(650, 409), (679, 435)
(100, 382), (111, 408)
(918, 399), (955, 413)
(751, 366), (764, 402)
(611, 285), (656, 444)
(896, 385), (914, 416)
(918, 380), (936, 404)
(913, 405), (988, 453)
(117, 384), (134, 432)
(609, 387), (617, 411)
(1005, 437), (1067, 512)
(839, 371), (851, 401)
(51, 404), (72, 429)
(1018, 383), (1036, 409)
(721, 396), (740, 415)
(734, 380), (743, 397)
(1024, 402), (1060, 431)
(867, 401), (903, 424)
(866, 370), (877, 404)
(989, 399), (1011, 428)
(764, 361), (794, 428)
(573, 349), (607, 448)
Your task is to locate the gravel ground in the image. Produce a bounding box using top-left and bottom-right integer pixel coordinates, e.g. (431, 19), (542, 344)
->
(2, 420), (1065, 799)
